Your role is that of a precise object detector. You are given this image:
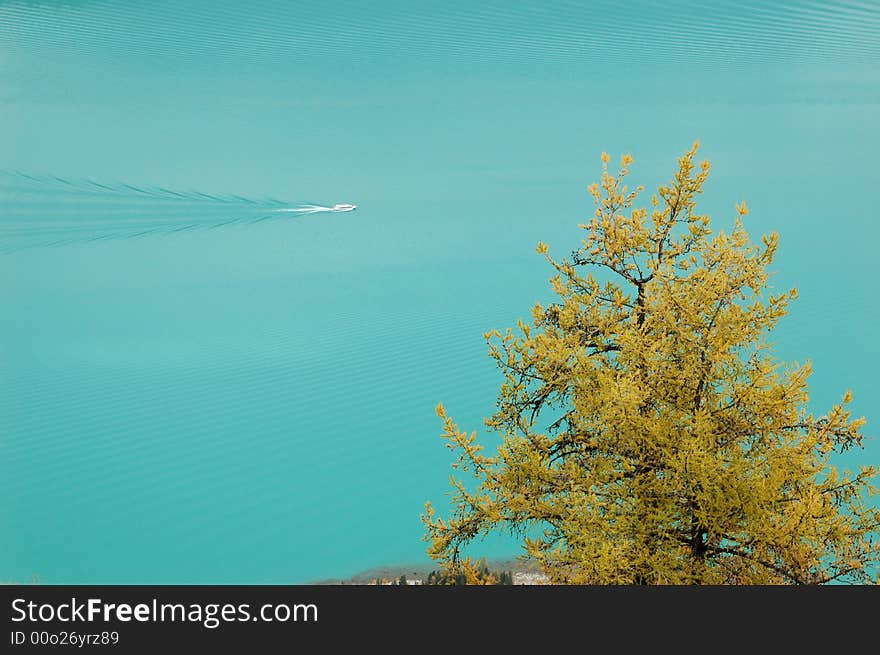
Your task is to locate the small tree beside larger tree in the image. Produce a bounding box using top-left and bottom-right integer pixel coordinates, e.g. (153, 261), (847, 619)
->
(422, 142), (879, 584)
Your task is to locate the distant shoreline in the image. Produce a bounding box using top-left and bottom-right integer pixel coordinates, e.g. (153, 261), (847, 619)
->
(311, 557), (547, 585)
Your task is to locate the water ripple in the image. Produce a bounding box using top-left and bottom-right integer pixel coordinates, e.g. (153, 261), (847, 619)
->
(0, 171), (348, 252)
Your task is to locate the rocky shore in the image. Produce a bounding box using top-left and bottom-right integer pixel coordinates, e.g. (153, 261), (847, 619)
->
(312, 558), (549, 585)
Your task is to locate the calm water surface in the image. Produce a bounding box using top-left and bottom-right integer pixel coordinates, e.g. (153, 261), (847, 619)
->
(1, 1), (878, 582)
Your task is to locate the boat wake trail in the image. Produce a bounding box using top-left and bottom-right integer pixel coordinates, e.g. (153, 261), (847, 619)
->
(0, 171), (355, 253)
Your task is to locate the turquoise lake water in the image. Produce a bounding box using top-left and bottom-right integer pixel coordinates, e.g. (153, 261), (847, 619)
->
(1, 1), (879, 583)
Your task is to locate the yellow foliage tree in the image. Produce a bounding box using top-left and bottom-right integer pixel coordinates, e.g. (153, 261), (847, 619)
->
(422, 142), (879, 584)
